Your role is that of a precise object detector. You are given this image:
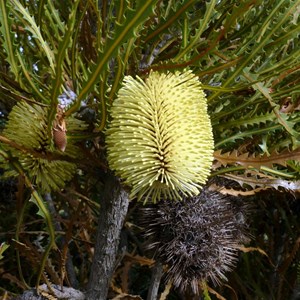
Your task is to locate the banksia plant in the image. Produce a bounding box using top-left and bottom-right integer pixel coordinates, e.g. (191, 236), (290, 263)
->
(1, 1), (300, 299)
(139, 183), (250, 294)
(1, 101), (86, 192)
(106, 70), (214, 203)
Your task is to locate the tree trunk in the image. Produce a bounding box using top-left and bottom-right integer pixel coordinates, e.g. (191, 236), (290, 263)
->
(85, 173), (129, 300)
(147, 261), (163, 300)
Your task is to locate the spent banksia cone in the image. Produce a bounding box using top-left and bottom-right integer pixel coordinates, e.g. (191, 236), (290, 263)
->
(106, 71), (214, 203)
(139, 183), (250, 294)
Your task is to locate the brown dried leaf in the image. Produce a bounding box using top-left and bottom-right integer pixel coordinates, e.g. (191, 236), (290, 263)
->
(238, 246), (275, 268)
(124, 253), (155, 266)
(120, 261), (131, 293)
(159, 281), (172, 300)
(111, 293), (143, 300)
(206, 285), (226, 300)
(223, 284), (238, 300)
(1, 272), (27, 289)
(209, 183), (266, 196)
(238, 246), (268, 257)
(223, 173), (300, 191)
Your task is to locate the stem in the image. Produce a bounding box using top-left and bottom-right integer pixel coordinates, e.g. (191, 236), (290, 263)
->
(86, 172), (129, 300)
(147, 261), (163, 300)
(15, 177), (30, 289)
(0, 135), (76, 163)
(44, 193), (78, 288)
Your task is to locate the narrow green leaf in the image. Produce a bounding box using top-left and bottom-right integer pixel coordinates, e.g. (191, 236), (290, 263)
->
(108, 38), (135, 103)
(48, 0), (80, 131)
(29, 194), (48, 220)
(202, 281), (212, 300)
(16, 52), (48, 102)
(216, 111), (276, 131)
(68, 0), (158, 116)
(143, 0), (195, 44)
(215, 124), (283, 148)
(0, 1), (21, 83)
(174, 0), (219, 62)
(209, 0), (299, 101)
(45, 0), (65, 34)
(37, 0), (46, 26)
(10, 0), (55, 73)
(245, 72), (300, 139)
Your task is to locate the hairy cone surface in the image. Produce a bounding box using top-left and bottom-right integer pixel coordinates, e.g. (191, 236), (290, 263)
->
(106, 71), (214, 203)
(2, 101), (85, 192)
(139, 185), (250, 294)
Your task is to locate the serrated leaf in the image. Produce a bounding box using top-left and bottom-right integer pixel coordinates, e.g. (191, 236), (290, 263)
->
(174, 0), (220, 62)
(16, 51), (48, 102)
(43, 0), (65, 37)
(143, 0), (195, 44)
(0, 242), (10, 260)
(0, 1), (22, 84)
(209, 0), (300, 102)
(211, 183), (266, 196)
(29, 193), (48, 220)
(214, 147), (300, 169)
(214, 123), (282, 148)
(216, 111), (276, 130)
(10, 0), (55, 73)
(223, 173), (300, 192)
(245, 72), (299, 136)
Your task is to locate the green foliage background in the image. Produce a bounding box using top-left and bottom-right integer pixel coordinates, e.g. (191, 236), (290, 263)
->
(0, 0), (300, 299)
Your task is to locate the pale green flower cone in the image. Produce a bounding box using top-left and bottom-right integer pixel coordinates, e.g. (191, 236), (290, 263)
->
(2, 101), (86, 192)
(106, 71), (214, 203)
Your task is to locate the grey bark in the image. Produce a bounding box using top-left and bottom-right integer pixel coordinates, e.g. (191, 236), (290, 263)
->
(85, 173), (129, 300)
(146, 262), (163, 300)
(14, 284), (85, 300)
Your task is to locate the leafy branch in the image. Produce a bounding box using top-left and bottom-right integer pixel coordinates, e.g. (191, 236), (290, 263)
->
(0, 147), (57, 289)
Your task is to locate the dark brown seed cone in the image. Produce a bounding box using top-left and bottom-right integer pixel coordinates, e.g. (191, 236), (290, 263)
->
(139, 183), (251, 295)
(53, 128), (67, 152)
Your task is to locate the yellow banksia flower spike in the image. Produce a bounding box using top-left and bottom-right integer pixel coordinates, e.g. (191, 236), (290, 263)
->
(2, 101), (86, 192)
(106, 70), (214, 203)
